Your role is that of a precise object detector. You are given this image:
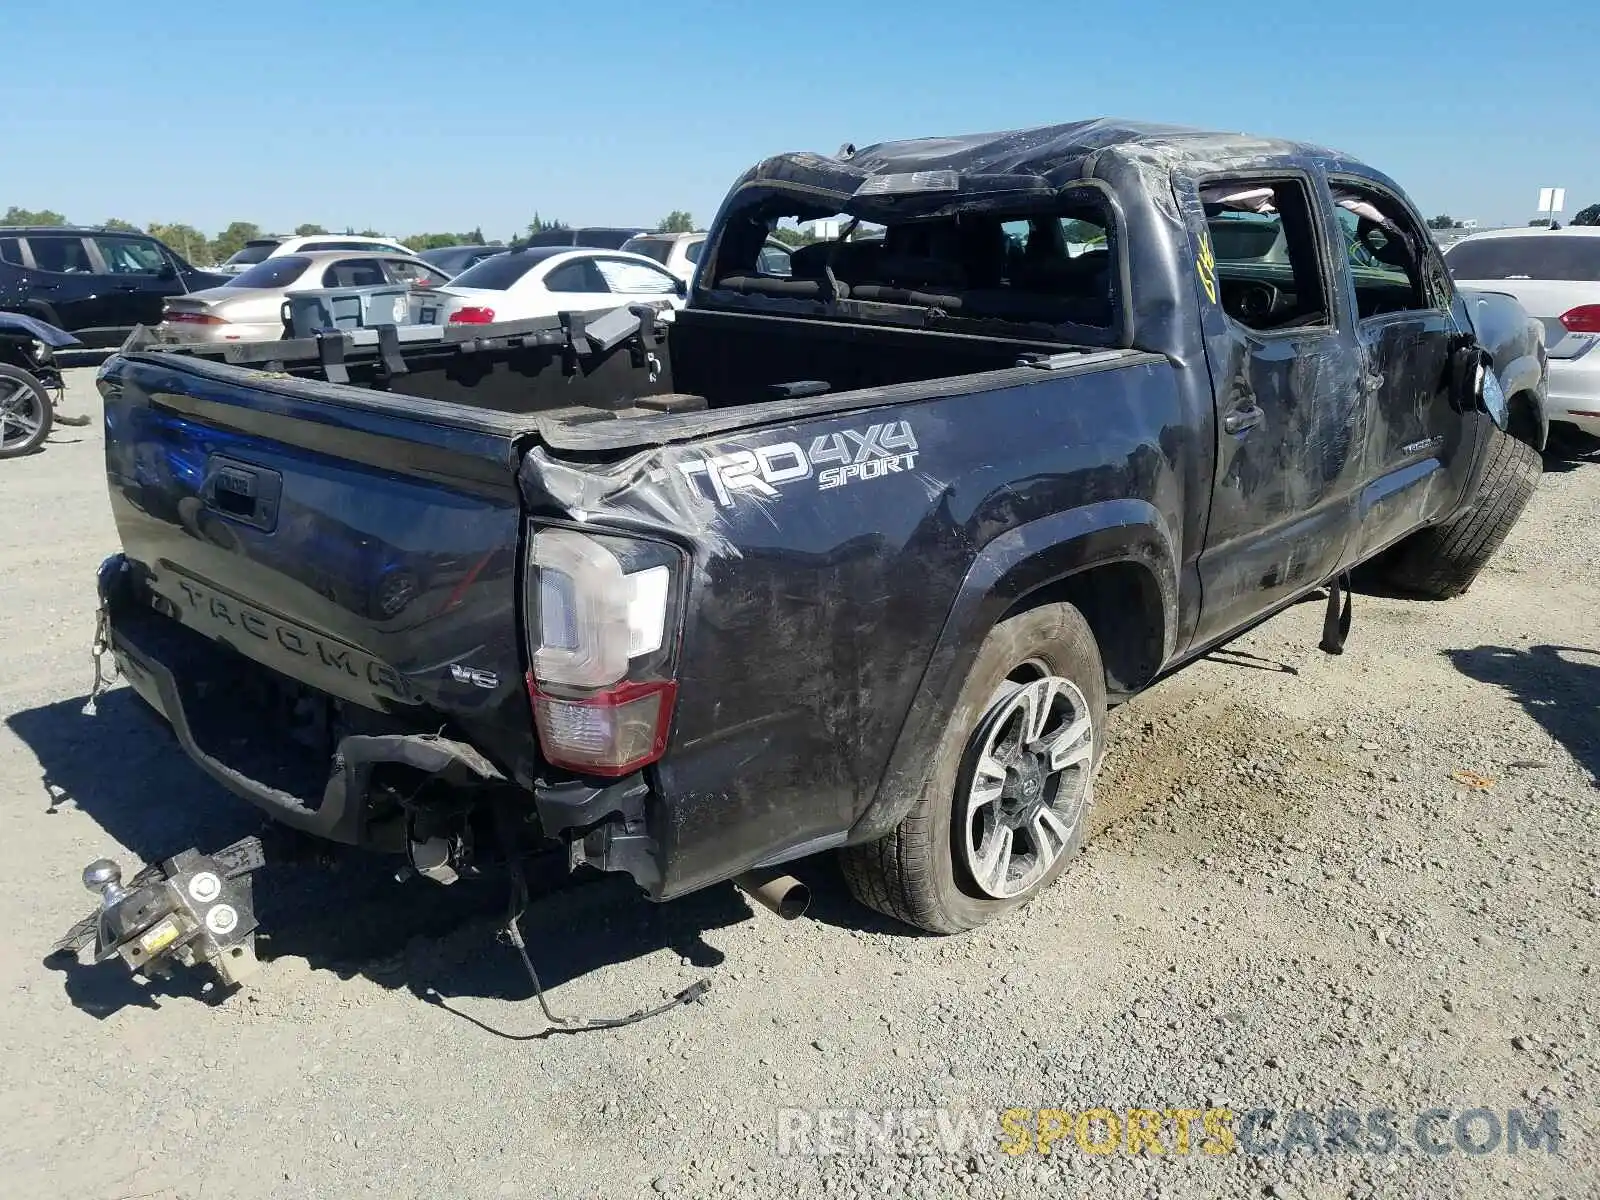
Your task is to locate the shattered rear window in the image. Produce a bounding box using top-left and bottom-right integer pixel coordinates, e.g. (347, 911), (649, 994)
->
(706, 196), (1119, 334)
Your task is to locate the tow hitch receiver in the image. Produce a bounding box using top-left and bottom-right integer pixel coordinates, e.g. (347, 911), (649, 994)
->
(54, 837), (268, 990)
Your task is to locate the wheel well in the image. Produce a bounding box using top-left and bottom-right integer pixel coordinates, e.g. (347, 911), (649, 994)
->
(1507, 390), (1545, 452)
(20, 301), (59, 325)
(1000, 561), (1164, 699)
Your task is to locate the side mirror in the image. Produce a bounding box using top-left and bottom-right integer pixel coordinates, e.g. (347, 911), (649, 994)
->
(674, 276), (688, 298)
(157, 261), (178, 281)
(1450, 344), (1508, 429)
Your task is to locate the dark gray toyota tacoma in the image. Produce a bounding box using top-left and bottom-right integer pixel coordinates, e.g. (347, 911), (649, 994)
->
(77, 120), (1546, 973)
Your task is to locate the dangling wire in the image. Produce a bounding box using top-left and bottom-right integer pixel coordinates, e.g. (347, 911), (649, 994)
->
(423, 800), (710, 1038)
(498, 854), (709, 1034)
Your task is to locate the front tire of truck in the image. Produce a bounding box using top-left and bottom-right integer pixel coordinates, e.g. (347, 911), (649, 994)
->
(840, 603), (1107, 934)
(1381, 428), (1542, 599)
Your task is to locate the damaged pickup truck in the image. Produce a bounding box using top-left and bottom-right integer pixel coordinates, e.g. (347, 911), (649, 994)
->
(70, 120), (1546, 991)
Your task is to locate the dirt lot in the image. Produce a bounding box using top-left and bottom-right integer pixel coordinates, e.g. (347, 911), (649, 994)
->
(1, 368), (1595, 1200)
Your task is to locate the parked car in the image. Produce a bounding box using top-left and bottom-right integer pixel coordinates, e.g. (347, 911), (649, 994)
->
(0, 312), (83, 456)
(215, 234), (413, 276)
(420, 247), (683, 324)
(158, 250), (451, 343)
(621, 231), (793, 282)
(1444, 226), (1600, 440)
(415, 244), (508, 277)
(0, 227), (230, 347)
(519, 227), (647, 250)
(75, 118), (1545, 995)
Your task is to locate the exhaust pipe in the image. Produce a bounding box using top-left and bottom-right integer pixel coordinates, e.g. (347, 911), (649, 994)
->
(733, 869), (811, 920)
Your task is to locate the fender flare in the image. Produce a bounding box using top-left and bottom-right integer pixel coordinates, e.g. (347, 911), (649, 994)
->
(0, 310), (78, 347)
(847, 498), (1178, 844)
(1495, 352), (1548, 450)
(17, 300), (64, 330)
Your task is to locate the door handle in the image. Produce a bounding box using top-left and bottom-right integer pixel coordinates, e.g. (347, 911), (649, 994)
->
(1223, 405), (1264, 435)
(203, 457), (283, 532)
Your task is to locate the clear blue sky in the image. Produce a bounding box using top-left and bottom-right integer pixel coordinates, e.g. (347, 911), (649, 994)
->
(5, 0), (1596, 239)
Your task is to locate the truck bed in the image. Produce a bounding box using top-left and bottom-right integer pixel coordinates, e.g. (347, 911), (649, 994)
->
(108, 306), (1130, 458)
(97, 306), (1155, 869)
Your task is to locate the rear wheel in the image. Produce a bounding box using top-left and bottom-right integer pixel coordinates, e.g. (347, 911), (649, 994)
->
(1382, 428), (1541, 599)
(840, 602), (1106, 933)
(0, 364), (52, 458)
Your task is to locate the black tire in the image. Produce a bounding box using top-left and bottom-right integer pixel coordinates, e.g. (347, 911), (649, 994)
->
(840, 602), (1107, 933)
(0, 363), (53, 458)
(1382, 428), (1542, 599)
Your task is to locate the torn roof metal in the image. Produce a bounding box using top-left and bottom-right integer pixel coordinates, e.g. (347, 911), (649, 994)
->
(839, 119), (1319, 177)
(724, 118), (1355, 223)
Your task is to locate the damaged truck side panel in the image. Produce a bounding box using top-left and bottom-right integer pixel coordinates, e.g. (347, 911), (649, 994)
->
(83, 119), (1544, 945)
(518, 352), (1187, 897)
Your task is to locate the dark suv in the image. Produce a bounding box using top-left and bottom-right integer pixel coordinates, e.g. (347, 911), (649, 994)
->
(0, 227), (229, 346)
(519, 226), (647, 250)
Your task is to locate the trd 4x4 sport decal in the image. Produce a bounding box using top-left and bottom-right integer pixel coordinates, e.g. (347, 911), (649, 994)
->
(676, 421), (920, 507)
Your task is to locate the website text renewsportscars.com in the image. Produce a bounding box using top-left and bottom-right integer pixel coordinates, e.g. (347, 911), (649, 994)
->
(775, 1106), (1565, 1160)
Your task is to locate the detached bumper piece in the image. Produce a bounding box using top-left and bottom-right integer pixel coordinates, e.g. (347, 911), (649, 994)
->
(53, 836), (269, 991)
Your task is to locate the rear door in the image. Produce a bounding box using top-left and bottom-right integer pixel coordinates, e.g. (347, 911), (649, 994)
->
(1328, 176), (1474, 562)
(319, 257), (390, 288)
(0, 235), (30, 312)
(17, 233), (105, 337)
(541, 256), (613, 312)
(1181, 171), (1366, 647)
(87, 234), (186, 330)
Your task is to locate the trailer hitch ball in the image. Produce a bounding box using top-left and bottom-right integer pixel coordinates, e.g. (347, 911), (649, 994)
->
(74, 848), (264, 989)
(83, 859), (128, 905)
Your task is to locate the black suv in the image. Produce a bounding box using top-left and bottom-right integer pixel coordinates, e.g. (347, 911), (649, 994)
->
(519, 226), (647, 250)
(0, 227), (229, 346)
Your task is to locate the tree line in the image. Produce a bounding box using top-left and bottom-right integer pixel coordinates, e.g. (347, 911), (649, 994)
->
(4, 206), (715, 265)
(14, 203), (1599, 265)
(1430, 206), (1600, 231)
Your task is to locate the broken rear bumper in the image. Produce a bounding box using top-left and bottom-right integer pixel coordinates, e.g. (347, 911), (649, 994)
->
(110, 612), (503, 845)
(96, 555), (672, 894)
(98, 556), (505, 848)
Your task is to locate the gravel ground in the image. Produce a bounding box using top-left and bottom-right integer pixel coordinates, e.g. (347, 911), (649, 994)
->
(1, 369), (1595, 1200)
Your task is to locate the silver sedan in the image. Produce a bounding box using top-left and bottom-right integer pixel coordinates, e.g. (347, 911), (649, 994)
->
(158, 250), (450, 343)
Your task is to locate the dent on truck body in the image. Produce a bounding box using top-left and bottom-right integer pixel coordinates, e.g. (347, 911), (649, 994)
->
(519, 351), (1187, 897)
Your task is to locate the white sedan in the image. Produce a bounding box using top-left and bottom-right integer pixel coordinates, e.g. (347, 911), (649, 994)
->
(1444, 227), (1600, 439)
(420, 247), (685, 326)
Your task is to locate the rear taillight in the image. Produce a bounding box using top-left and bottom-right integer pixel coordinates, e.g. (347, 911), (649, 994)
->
(1559, 305), (1600, 333)
(525, 527), (683, 776)
(163, 310), (225, 325)
(448, 306), (496, 324)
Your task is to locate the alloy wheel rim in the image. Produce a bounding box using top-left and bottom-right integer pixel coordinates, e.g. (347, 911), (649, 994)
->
(959, 669), (1095, 899)
(0, 380), (42, 446)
